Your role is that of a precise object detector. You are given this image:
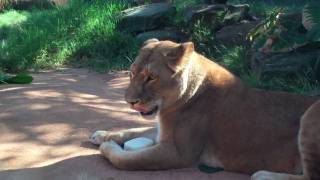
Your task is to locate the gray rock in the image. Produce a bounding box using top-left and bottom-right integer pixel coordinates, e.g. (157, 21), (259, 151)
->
(215, 20), (259, 46)
(251, 49), (320, 78)
(204, 0), (228, 4)
(224, 4), (251, 25)
(307, 89), (320, 96)
(134, 0), (172, 5)
(182, 4), (251, 30)
(136, 29), (187, 43)
(118, 3), (176, 33)
(183, 4), (226, 24)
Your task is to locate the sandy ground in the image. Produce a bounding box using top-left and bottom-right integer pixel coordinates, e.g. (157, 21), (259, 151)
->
(0, 68), (249, 180)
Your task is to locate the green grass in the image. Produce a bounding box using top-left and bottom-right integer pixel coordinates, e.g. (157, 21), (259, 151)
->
(0, 0), (138, 72)
(0, 0), (318, 94)
(0, 10), (28, 27)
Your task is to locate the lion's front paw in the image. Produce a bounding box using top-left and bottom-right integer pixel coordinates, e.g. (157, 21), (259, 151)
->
(100, 140), (123, 157)
(251, 171), (291, 180)
(90, 130), (109, 145)
(100, 140), (126, 169)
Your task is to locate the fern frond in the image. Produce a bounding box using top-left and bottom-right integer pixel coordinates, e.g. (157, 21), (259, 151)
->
(302, 2), (320, 31)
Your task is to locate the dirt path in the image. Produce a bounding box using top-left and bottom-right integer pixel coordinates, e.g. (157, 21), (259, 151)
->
(0, 68), (249, 180)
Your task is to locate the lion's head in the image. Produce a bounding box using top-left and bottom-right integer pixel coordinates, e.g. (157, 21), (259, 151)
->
(125, 39), (195, 119)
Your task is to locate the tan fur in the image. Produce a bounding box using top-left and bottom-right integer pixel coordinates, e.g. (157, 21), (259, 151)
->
(299, 101), (320, 180)
(94, 40), (319, 179)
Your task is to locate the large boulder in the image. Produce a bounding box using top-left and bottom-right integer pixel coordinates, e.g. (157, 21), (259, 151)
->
(134, 0), (172, 5)
(136, 28), (188, 43)
(224, 4), (252, 25)
(182, 4), (252, 30)
(251, 47), (320, 79)
(183, 4), (228, 29)
(118, 3), (176, 33)
(307, 89), (320, 96)
(205, 0), (228, 4)
(250, 10), (320, 81)
(215, 20), (259, 46)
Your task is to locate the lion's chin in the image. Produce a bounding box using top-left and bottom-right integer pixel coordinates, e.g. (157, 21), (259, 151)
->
(139, 105), (159, 120)
(140, 105), (158, 116)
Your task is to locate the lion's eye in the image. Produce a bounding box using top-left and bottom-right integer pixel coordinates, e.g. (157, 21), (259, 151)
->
(146, 74), (156, 82)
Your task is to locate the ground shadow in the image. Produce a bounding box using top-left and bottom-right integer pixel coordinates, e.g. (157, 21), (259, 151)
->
(0, 154), (250, 180)
(0, 68), (153, 169)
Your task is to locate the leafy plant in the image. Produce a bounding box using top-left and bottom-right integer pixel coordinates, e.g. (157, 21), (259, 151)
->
(0, 0), (135, 72)
(191, 19), (214, 44)
(302, 1), (320, 41)
(248, 1), (320, 53)
(188, 19), (217, 58)
(219, 46), (248, 75)
(247, 8), (280, 44)
(0, 73), (33, 84)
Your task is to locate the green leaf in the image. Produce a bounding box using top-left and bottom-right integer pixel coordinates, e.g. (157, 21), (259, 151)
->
(307, 27), (320, 42)
(303, 2), (320, 42)
(5, 73), (33, 84)
(303, 2), (320, 31)
(0, 73), (9, 84)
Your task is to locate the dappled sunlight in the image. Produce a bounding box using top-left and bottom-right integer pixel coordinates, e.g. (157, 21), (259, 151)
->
(0, 154), (250, 180)
(0, 86), (31, 92)
(0, 112), (10, 118)
(0, 83), (71, 93)
(60, 77), (78, 82)
(0, 68), (155, 170)
(0, 142), (97, 169)
(29, 103), (52, 110)
(23, 90), (64, 98)
(0, 125), (29, 142)
(68, 93), (100, 103)
(107, 75), (130, 90)
(0, 10), (28, 28)
(25, 123), (73, 144)
(68, 91), (129, 113)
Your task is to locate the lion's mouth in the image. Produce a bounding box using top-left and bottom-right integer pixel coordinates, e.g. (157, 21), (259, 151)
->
(139, 105), (158, 116)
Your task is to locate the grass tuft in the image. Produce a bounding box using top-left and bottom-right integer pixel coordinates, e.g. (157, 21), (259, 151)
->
(0, 0), (138, 72)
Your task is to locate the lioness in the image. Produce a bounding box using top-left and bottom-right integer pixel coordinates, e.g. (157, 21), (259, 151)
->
(90, 39), (320, 179)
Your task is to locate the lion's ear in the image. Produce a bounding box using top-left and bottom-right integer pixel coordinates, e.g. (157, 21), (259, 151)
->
(165, 42), (194, 72)
(143, 38), (159, 46)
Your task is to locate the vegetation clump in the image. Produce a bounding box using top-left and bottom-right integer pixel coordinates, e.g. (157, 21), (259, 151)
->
(0, 0), (319, 94)
(0, 0), (138, 72)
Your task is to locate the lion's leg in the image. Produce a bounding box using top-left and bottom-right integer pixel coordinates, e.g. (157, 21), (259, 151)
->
(299, 101), (320, 180)
(90, 126), (156, 145)
(100, 141), (189, 170)
(251, 171), (303, 180)
(252, 101), (320, 180)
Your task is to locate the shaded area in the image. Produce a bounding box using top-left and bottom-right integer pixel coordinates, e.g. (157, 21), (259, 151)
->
(0, 154), (250, 180)
(0, 68), (249, 179)
(0, 68), (148, 169)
